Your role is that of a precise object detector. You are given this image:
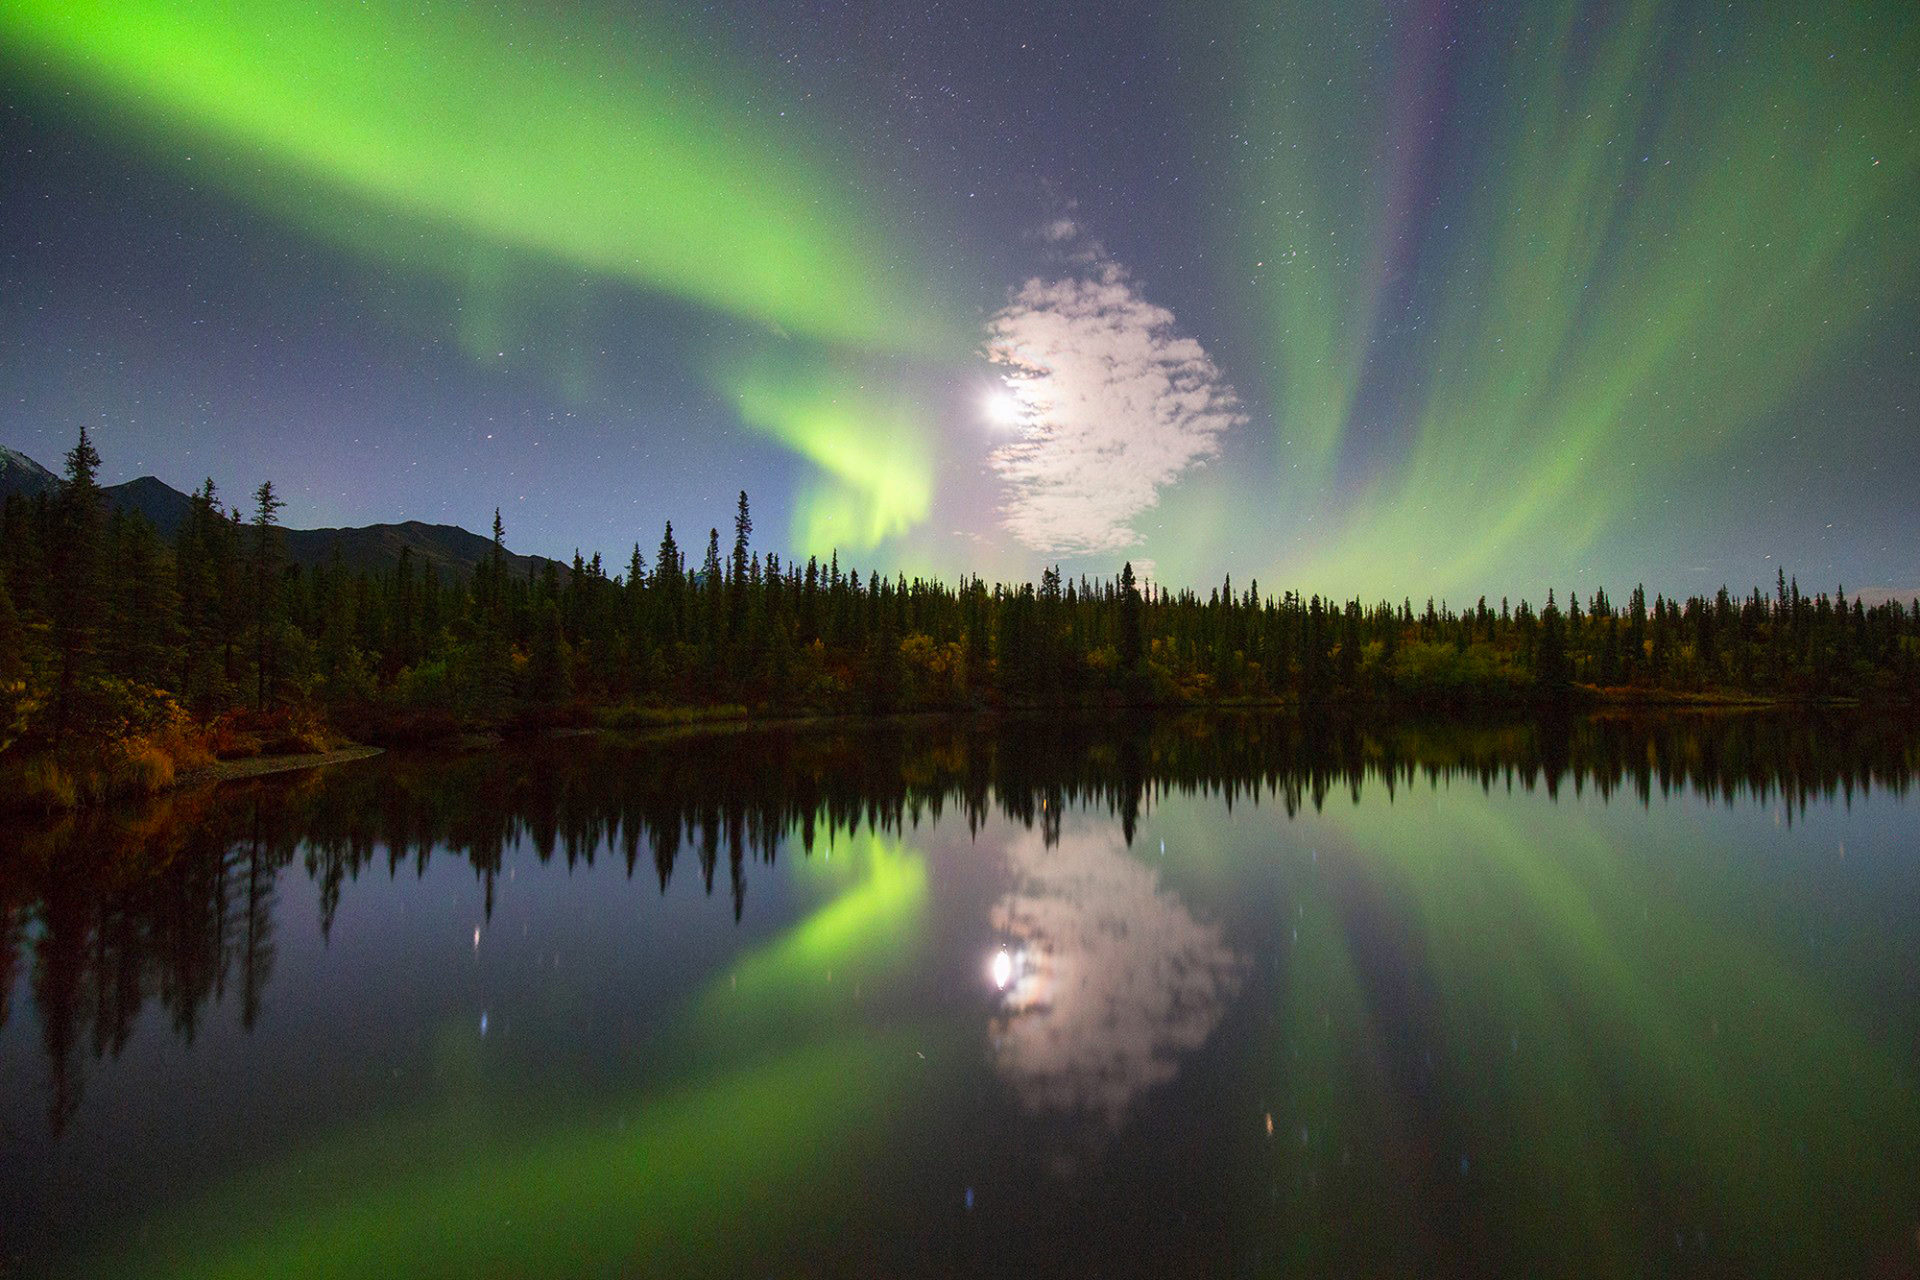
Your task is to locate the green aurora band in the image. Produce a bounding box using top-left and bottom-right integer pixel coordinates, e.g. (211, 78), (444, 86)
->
(3, 0), (1913, 589)
(1219, 0), (1916, 597)
(1223, 0), (1406, 473)
(726, 354), (938, 556)
(1, 0), (965, 557)
(0, 0), (959, 355)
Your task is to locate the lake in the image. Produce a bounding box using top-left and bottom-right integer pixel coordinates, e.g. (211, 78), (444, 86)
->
(3, 713), (1918, 1277)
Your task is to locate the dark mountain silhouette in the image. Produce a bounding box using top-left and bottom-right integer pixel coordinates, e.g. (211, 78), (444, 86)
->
(107, 474), (198, 533)
(0, 445), (565, 580)
(0, 445), (59, 499)
(280, 520), (564, 580)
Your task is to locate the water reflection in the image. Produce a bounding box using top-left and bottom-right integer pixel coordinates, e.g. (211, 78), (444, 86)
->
(1230, 784), (1920, 1278)
(0, 711), (1913, 1137)
(0, 710), (1915, 1277)
(989, 819), (1242, 1128)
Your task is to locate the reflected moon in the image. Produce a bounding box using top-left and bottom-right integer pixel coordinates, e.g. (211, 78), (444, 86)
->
(987, 819), (1244, 1130)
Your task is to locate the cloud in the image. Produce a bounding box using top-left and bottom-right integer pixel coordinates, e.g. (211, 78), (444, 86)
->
(988, 818), (1244, 1130)
(985, 244), (1243, 557)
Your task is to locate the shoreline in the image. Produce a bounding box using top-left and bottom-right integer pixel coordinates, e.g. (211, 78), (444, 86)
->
(5, 693), (1910, 815)
(386, 685), (1894, 736)
(172, 745), (385, 789)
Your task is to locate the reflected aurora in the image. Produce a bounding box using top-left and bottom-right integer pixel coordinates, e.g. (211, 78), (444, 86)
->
(98, 1035), (934, 1280)
(1231, 784), (1920, 1275)
(5, 717), (1916, 1275)
(696, 832), (930, 1037)
(87, 832), (938, 1279)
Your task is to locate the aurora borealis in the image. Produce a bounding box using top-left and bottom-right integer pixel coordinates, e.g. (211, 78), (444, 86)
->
(1, 0), (1914, 598)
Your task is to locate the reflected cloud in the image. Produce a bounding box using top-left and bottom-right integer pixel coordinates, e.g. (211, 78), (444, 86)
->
(988, 820), (1244, 1129)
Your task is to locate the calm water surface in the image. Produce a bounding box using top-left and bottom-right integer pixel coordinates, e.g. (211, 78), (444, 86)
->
(2, 714), (1918, 1277)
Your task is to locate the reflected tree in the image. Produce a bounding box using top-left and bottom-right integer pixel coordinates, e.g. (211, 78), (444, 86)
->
(0, 709), (1914, 1135)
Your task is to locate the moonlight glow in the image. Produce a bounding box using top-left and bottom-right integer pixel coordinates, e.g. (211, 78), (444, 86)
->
(983, 389), (1024, 429)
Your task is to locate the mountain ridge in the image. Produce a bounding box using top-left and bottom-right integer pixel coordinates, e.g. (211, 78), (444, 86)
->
(0, 445), (566, 581)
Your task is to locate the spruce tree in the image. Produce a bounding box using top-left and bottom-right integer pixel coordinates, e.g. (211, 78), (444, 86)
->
(1536, 591), (1572, 701)
(653, 521), (682, 651)
(110, 512), (180, 690)
(49, 427), (105, 741)
(250, 480), (284, 710)
(729, 491), (752, 650)
(527, 598), (574, 704)
(1119, 560), (1144, 673)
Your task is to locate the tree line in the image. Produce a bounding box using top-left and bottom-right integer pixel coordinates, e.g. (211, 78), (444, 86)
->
(2, 429), (1916, 753)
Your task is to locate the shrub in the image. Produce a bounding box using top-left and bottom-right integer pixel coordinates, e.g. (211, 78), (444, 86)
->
(2, 756), (77, 811)
(152, 718), (215, 773)
(204, 712), (264, 759)
(203, 704), (337, 758)
(102, 737), (176, 800)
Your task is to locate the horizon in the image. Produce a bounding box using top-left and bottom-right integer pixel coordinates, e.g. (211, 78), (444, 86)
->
(7, 431), (1916, 612)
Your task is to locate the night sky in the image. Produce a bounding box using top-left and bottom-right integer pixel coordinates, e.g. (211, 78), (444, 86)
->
(2, 0), (1914, 601)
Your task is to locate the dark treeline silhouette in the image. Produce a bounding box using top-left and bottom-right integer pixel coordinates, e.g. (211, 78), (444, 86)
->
(3, 708), (1916, 1132)
(3, 430), (1917, 762)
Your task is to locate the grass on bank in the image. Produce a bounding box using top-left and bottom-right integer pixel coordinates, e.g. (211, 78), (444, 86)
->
(1, 697), (340, 814)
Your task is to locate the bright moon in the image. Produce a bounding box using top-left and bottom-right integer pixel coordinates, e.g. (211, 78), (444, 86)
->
(983, 388), (1024, 428)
